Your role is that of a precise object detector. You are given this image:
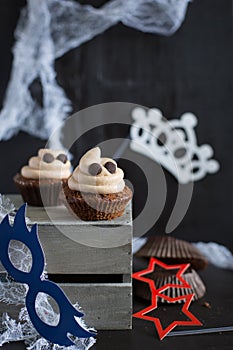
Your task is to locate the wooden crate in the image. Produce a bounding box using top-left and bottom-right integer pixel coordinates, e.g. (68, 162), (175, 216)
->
(1, 195), (133, 330)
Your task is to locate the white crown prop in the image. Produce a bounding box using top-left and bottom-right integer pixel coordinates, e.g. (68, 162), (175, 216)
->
(130, 107), (220, 184)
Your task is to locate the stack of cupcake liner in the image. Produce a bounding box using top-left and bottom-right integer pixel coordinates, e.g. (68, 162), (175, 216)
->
(134, 235), (208, 303)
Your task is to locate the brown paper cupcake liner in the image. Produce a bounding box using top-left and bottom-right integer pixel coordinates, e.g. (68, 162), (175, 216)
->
(134, 268), (206, 303)
(136, 235), (208, 270)
(62, 182), (132, 220)
(13, 173), (64, 207)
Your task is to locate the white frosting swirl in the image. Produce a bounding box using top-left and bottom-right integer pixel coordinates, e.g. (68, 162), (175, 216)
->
(21, 149), (71, 179)
(68, 147), (125, 194)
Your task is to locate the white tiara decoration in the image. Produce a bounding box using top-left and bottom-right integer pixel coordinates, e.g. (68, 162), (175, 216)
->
(130, 107), (220, 184)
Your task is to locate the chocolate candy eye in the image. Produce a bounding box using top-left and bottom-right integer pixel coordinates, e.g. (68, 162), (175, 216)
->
(104, 161), (116, 174)
(88, 163), (102, 176)
(42, 153), (54, 163)
(56, 153), (68, 163)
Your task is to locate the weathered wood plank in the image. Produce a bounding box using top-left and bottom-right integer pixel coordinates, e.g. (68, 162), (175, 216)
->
(8, 195), (133, 274)
(39, 225), (132, 274)
(0, 283), (132, 330)
(62, 283), (132, 330)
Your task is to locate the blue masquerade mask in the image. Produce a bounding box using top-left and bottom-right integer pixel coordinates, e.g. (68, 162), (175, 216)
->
(0, 204), (95, 346)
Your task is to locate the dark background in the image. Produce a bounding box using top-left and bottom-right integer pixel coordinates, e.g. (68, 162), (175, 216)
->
(0, 2), (232, 350)
(0, 0), (232, 247)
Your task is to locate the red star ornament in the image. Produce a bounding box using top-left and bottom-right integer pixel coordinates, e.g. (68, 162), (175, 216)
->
(132, 257), (192, 294)
(133, 292), (202, 340)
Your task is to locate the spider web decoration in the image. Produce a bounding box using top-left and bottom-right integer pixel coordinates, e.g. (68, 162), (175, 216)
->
(0, 0), (190, 148)
(0, 195), (15, 222)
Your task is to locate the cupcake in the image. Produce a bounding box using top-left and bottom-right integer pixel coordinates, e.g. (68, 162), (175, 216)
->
(62, 147), (132, 220)
(14, 149), (71, 207)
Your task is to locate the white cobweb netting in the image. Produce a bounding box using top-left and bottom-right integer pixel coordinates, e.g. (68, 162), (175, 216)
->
(0, 195), (15, 222)
(193, 242), (233, 270)
(0, 0), (190, 148)
(0, 194), (96, 350)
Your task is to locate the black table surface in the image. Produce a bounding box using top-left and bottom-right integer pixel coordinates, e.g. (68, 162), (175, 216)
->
(1, 264), (233, 350)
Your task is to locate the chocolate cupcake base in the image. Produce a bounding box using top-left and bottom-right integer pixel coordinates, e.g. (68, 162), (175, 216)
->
(13, 173), (64, 207)
(62, 182), (132, 221)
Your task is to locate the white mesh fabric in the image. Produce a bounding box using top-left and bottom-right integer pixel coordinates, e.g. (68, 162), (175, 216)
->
(0, 0), (190, 148)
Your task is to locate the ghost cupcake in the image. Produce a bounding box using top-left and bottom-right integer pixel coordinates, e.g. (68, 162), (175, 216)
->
(13, 149), (71, 207)
(62, 147), (132, 220)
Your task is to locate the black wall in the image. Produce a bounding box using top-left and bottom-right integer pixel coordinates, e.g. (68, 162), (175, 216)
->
(0, 0), (232, 247)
